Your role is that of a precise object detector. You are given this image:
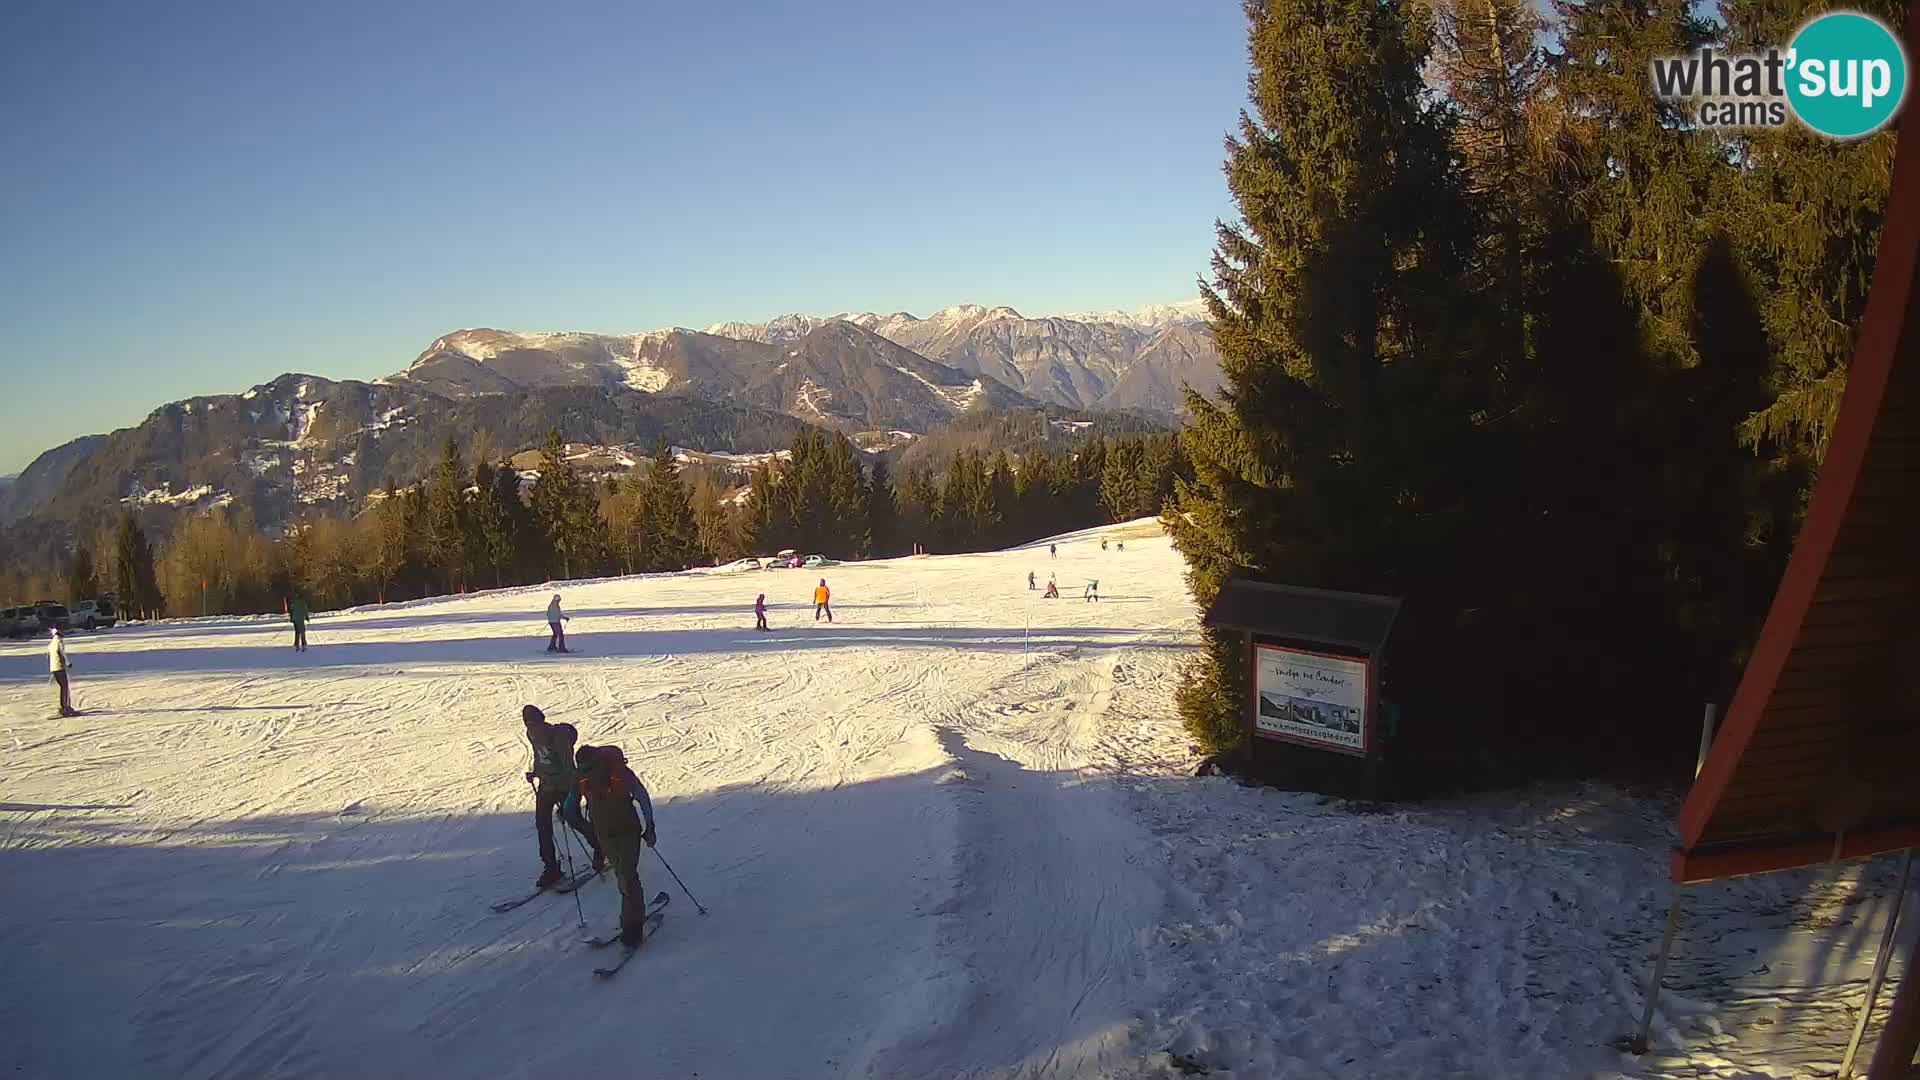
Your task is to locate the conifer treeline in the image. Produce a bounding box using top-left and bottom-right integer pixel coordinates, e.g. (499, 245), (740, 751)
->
(11, 425), (1182, 618)
(1167, 0), (1899, 765)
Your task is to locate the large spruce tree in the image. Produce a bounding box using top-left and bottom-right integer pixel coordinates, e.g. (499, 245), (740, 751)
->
(638, 437), (699, 571)
(1167, 0), (1474, 752)
(424, 435), (472, 592)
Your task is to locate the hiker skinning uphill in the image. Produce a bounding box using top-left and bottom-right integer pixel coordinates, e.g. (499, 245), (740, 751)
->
(524, 705), (601, 889)
(813, 579), (832, 623)
(545, 593), (571, 653)
(575, 743), (658, 948)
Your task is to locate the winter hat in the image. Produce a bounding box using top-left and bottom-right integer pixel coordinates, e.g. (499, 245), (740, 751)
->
(522, 704), (546, 725)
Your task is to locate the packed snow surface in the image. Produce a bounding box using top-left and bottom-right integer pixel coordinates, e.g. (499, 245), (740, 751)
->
(1, 522), (1912, 1079)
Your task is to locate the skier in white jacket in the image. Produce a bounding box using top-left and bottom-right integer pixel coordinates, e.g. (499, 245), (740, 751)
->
(49, 625), (75, 716)
(545, 594), (571, 653)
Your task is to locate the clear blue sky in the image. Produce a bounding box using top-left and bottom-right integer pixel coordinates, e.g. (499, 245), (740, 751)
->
(0, 0), (1248, 474)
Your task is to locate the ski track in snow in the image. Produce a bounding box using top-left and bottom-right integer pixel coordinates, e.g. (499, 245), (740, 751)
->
(1, 522), (1912, 1079)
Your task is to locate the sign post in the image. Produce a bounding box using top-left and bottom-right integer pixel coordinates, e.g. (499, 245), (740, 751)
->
(1202, 579), (1402, 799)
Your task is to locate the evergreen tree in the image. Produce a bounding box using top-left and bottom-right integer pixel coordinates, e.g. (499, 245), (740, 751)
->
(1167, 0), (1475, 753)
(987, 451), (1017, 547)
(1719, 0), (1902, 466)
(112, 512), (163, 618)
(472, 459), (522, 588)
(688, 468), (745, 564)
(866, 459), (899, 557)
(899, 467), (938, 553)
(530, 428), (605, 580)
(824, 434), (867, 559)
(744, 461), (783, 553)
(424, 434), (471, 593)
(638, 437), (699, 571)
(68, 544), (98, 602)
(368, 482), (413, 602)
(1101, 440), (1145, 523)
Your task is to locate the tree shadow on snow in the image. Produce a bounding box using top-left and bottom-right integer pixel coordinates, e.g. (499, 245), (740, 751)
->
(0, 742), (1190, 1080)
(0, 623), (1183, 682)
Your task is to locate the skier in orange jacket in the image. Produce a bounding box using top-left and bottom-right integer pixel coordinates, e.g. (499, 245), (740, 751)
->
(813, 579), (832, 623)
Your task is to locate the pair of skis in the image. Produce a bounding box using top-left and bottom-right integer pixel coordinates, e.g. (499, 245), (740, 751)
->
(490, 876), (670, 977)
(584, 891), (670, 977)
(489, 868), (602, 913)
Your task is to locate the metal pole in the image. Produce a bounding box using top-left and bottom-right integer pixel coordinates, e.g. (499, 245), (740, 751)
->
(654, 846), (707, 915)
(1695, 703), (1717, 779)
(1633, 890), (1686, 1054)
(556, 794), (588, 929)
(532, 776), (587, 929)
(1840, 849), (1915, 1078)
(1866, 925), (1920, 1080)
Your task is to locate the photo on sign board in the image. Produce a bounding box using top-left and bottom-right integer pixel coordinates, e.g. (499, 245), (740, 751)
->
(1252, 644), (1368, 752)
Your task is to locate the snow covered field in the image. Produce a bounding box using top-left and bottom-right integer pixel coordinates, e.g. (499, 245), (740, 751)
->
(1, 522), (1911, 1079)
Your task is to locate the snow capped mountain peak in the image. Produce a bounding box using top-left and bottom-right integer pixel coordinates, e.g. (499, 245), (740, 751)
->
(930, 304), (989, 324)
(1052, 299), (1209, 331)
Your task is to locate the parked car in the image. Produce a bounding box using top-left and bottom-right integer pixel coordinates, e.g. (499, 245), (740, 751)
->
(0, 606), (37, 638)
(802, 555), (839, 568)
(34, 602), (73, 633)
(74, 598), (117, 630)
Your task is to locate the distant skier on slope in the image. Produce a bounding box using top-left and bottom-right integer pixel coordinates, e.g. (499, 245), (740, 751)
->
(575, 743), (658, 947)
(524, 705), (602, 889)
(1028, 571), (1036, 591)
(1049, 544), (1057, 559)
(755, 593), (768, 631)
(289, 594), (310, 652)
(813, 579), (832, 623)
(1084, 579), (1099, 602)
(49, 625), (76, 717)
(1043, 576), (1059, 599)
(546, 593), (571, 653)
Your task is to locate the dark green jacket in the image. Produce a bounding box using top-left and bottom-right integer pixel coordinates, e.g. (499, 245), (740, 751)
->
(528, 723), (579, 791)
(289, 598), (310, 626)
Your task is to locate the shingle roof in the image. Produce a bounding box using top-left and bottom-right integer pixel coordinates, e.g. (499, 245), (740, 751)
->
(1200, 579), (1401, 653)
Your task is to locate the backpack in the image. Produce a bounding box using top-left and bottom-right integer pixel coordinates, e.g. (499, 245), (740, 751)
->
(579, 744), (632, 796)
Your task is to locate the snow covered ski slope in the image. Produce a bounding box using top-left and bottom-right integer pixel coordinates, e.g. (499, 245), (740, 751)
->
(2, 520), (1914, 1079)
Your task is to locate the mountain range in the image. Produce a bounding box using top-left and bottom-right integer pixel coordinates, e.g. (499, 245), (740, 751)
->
(701, 301), (1217, 414)
(0, 301), (1219, 559)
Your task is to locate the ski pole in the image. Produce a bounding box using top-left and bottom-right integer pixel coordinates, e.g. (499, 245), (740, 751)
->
(558, 810), (589, 929)
(653, 847), (707, 915)
(532, 777), (587, 928)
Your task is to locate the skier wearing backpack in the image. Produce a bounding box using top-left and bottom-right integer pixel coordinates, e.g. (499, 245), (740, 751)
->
(545, 593), (570, 653)
(523, 705), (601, 888)
(575, 743), (658, 947)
